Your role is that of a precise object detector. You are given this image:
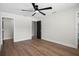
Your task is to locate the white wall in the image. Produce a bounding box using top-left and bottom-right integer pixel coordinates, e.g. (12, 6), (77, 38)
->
(42, 7), (79, 48)
(0, 12), (34, 42)
(14, 15), (32, 42)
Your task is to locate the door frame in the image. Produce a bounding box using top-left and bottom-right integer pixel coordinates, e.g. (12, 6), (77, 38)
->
(1, 16), (14, 43)
(75, 11), (79, 48)
(32, 21), (37, 39)
(32, 20), (41, 39)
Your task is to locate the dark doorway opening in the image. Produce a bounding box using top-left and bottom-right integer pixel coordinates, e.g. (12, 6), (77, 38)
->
(37, 21), (41, 39)
(32, 21), (41, 39)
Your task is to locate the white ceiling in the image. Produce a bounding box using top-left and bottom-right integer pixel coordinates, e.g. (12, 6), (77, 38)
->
(0, 3), (79, 16)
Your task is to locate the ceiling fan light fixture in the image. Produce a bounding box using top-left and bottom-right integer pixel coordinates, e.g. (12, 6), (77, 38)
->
(35, 11), (39, 13)
(22, 3), (53, 16)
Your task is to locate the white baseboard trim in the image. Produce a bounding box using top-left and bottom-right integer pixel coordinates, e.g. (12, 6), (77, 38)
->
(4, 38), (13, 40)
(42, 37), (77, 49)
(14, 37), (32, 42)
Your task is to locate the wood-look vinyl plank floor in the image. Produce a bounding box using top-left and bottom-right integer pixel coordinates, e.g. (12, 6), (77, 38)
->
(0, 39), (79, 56)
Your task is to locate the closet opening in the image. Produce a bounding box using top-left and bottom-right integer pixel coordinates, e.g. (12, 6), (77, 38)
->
(2, 17), (14, 44)
(76, 12), (79, 49)
(32, 21), (41, 39)
(77, 13), (79, 48)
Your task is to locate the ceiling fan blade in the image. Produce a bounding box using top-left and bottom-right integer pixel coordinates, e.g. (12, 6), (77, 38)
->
(32, 3), (36, 10)
(32, 13), (36, 16)
(39, 11), (46, 15)
(21, 9), (33, 12)
(39, 7), (52, 10)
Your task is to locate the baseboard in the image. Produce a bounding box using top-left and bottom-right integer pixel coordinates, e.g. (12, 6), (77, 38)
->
(14, 37), (32, 42)
(4, 38), (13, 40)
(42, 37), (77, 49)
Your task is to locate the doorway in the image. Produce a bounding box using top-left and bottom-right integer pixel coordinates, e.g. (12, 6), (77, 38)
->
(37, 21), (41, 39)
(76, 12), (79, 48)
(78, 12), (79, 48)
(2, 17), (14, 43)
(32, 21), (41, 39)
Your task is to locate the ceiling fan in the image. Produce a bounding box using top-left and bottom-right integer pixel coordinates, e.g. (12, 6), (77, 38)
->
(21, 3), (52, 16)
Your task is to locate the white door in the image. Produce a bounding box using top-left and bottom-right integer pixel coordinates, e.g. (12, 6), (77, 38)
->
(78, 13), (79, 45)
(2, 19), (4, 41)
(2, 17), (13, 40)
